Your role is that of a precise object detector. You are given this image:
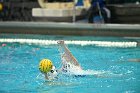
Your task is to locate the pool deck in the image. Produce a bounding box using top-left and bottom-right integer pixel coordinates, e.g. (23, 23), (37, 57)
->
(0, 22), (140, 37)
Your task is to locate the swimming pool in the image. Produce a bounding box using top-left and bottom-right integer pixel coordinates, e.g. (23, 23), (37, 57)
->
(0, 34), (140, 93)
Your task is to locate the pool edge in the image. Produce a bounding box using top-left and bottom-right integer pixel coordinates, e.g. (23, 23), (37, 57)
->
(0, 22), (140, 37)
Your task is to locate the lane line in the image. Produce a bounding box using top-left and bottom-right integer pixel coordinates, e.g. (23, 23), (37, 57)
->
(0, 39), (137, 47)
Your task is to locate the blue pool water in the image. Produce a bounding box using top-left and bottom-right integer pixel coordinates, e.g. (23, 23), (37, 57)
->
(0, 34), (140, 93)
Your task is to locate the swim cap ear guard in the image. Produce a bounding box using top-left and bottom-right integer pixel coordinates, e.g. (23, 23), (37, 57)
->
(39, 59), (53, 74)
(47, 66), (58, 79)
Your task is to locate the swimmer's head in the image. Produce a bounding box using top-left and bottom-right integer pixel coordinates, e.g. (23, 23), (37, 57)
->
(47, 66), (58, 79)
(39, 59), (53, 74)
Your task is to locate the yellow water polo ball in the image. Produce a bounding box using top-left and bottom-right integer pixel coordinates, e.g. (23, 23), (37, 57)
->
(39, 59), (53, 73)
(0, 3), (3, 11)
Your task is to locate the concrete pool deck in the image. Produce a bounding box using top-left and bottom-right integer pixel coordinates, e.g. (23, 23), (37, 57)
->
(0, 22), (140, 37)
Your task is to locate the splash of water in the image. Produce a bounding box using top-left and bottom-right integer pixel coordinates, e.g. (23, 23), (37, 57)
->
(58, 58), (123, 78)
(57, 40), (123, 78)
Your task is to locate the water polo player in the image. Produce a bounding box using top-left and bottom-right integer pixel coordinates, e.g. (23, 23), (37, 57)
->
(39, 40), (83, 80)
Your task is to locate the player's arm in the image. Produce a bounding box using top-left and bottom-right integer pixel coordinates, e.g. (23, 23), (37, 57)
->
(57, 40), (82, 68)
